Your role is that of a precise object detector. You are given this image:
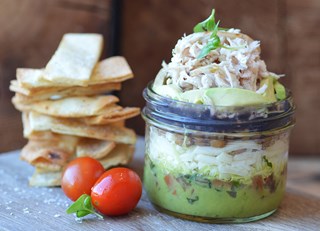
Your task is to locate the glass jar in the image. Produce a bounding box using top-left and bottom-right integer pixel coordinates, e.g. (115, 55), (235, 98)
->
(142, 82), (295, 223)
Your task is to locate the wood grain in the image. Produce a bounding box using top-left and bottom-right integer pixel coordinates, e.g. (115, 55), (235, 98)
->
(0, 0), (112, 152)
(285, 0), (320, 155)
(0, 138), (319, 231)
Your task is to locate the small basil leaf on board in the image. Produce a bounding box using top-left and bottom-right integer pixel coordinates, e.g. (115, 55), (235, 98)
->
(66, 194), (104, 219)
(66, 194), (89, 214)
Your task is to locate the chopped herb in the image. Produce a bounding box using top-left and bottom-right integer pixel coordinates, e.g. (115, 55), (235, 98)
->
(146, 155), (155, 169)
(187, 196), (199, 204)
(176, 175), (191, 191)
(263, 156), (273, 168)
(227, 191), (237, 198)
(150, 161), (155, 169)
(179, 174), (211, 188)
(232, 180), (241, 188)
(193, 175), (212, 188)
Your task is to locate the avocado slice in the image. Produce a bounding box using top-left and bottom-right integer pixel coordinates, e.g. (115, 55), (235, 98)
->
(274, 80), (286, 100)
(181, 87), (275, 106)
(260, 77), (277, 103)
(180, 89), (206, 104)
(153, 84), (182, 100)
(204, 88), (269, 106)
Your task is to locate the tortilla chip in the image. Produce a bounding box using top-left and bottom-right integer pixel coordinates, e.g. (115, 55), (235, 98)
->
(14, 95), (120, 117)
(24, 111), (136, 144)
(111, 120), (125, 127)
(99, 144), (134, 169)
(10, 81), (121, 99)
(16, 56), (132, 89)
(9, 80), (30, 95)
(29, 168), (62, 187)
(29, 144), (134, 187)
(22, 112), (31, 137)
(20, 138), (76, 171)
(89, 56), (133, 85)
(76, 138), (116, 159)
(28, 130), (79, 143)
(82, 107), (140, 125)
(44, 33), (103, 86)
(16, 68), (47, 88)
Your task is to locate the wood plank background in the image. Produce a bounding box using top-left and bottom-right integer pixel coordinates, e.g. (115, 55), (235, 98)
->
(0, 0), (113, 151)
(0, 0), (319, 156)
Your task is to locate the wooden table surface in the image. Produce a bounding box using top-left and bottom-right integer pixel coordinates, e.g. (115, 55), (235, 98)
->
(0, 138), (319, 231)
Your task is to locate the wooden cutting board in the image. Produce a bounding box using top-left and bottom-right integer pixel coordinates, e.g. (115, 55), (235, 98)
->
(0, 139), (319, 231)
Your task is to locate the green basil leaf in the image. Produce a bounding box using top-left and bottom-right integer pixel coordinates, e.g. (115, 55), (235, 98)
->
(66, 194), (89, 214)
(66, 194), (104, 220)
(198, 45), (213, 59)
(76, 210), (91, 218)
(198, 36), (221, 59)
(193, 9), (216, 32)
(84, 196), (92, 209)
(212, 20), (220, 37)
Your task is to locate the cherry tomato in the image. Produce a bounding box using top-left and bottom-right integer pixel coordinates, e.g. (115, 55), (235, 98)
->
(91, 167), (142, 216)
(61, 157), (105, 201)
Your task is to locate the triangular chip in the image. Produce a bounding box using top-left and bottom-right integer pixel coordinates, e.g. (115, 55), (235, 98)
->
(28, 144), (134, 187)
(82, 107), (140, 125)
(9, 80), (30, 95)
(29, 168), (62, 187)
(11, 84), (121, 105)
(16, 68), (47, 88)
(111, 120), (125, 127)
(20, 138), (77, 171)
(76, 138), (116, 159)
(13, 95), (119, 117)
(28, 130), (78, 143)
(16, 56), (133, 89)
(10, 81), (121, 99)
(44, 33), (103, 86)
(89, 56), (133, 85)
(98, 144), (134, 169)
(24, 112), (136, 144)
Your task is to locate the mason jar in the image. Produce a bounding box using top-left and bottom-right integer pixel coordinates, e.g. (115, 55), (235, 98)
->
(142, 81), (295, 223)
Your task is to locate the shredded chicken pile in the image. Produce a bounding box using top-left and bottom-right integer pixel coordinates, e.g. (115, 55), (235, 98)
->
(159, 29), (280, 92)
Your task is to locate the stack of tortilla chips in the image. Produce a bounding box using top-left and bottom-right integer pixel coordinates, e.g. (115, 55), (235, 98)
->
(10, 34), (140, 187)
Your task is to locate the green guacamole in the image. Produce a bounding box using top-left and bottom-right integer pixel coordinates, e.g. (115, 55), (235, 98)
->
(144, 155), (286, 219)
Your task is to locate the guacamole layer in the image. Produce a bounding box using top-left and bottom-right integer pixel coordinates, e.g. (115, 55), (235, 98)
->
(144, 156), (286, 220)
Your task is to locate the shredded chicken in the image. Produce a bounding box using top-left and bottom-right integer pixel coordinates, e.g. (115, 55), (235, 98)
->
(157, 29), (281, 93)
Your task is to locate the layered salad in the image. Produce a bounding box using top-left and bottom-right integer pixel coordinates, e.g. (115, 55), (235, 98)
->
(153, 10), (286, 106)
(143, 10), (291, 221)
(144, 128), (288, 219)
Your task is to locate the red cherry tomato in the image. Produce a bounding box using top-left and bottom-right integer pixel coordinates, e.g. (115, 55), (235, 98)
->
(61, 157), (105, 201)
(91, 167), (142, 216)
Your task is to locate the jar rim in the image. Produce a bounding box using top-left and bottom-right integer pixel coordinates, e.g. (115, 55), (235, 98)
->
(143, 81), (295, 133)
